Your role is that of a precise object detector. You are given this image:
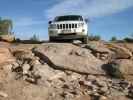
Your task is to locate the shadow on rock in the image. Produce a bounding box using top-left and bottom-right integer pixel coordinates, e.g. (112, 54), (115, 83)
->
(102, 63), (124, 79)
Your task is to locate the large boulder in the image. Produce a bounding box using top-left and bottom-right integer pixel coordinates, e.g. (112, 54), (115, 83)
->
(12, 49), (34, 60)
(85, 41), (111, 54)
(0, 47), (15, 65)
(0, 35), (15, 42)
(33, 64), (59, 80)
(0, 42), (10, 47)
(84, 41), (113, 61)
(0, 47), (15, 81)
(33, 43), (105, 75)
(106, 43), (132, 59)
(103, 59), (133, 81)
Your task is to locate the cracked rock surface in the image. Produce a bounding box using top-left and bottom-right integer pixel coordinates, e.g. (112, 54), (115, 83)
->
(0, 42), (133, 100)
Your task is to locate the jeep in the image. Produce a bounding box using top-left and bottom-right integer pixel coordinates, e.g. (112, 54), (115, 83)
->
(48, 15), (88, 43)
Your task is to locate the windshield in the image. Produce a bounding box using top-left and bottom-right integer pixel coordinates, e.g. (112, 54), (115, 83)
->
(54, 15), (83, 22)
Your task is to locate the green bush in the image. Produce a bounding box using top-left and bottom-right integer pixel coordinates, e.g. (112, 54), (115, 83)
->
(0, 18), (13, 34)
(88, 35), (101, 41)
(124, 37), (133, 43)
(102, 63), (124, 79)
(110, 36), (117, 41)
(30, 34), (39, 42)
(0, 32), (7, 35)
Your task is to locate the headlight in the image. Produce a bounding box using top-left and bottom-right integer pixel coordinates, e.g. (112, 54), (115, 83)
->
(49, 30), (54, 34)
(78, 23), (84, 27)
(49, 24), (57, 28)
(82, 29), (85, 32)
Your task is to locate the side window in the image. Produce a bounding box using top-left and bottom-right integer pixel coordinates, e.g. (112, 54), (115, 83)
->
(80, 17), (83, 21)
(54, 17), (58, 21)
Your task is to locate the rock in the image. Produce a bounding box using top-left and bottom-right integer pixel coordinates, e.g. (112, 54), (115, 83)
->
(127, 84), (133, 98)
(60, 91), (74, 100)
(95, 79), (109, 95)
(0, 64), (13, 81)
(100, 96), (108, 100)
(0, 47), (15, 65)
(116, 43), (133, 53)
(33, 64), (56, 80)
(75, 95), (91, 100)
(96, 78), (107, 87)
(12, 62), (19, 69)
(0, 41), (10, 47)
(1, 63), (12, 71)
(79, 80), (92, 87)
(108, 96), (130, 100)
(85, 41), (112, 54)
(106, 43), (132, 59)
(86, 75), (97, 81)
(100, 86), (109, 95)
(68, 73), (82, 81)
(103, 59), (133, 81)
(118, 80), (129, 89)
(33, 43), (105, 75)
(22, 63), (31, 74)
(90, 93), (101, 100)
(69, 48), (91, 57)
(29, 57), (41, 66)
(0, 34), (15, 42)
(1, 42), (133, 100)
(23, 71), (41, 84)
(22, 84), (50, 100)
(84, 42), (113, 61)
(48, 72), (66, 81)
(25, 76), (38, 84)
(11, 61), (22, 74)
(65, 71), (73, 75)
(72, 40), (82, 44)
(0, 91), (8, 98)
(13, 49), (34, 60)
(16, 60), (23, 65)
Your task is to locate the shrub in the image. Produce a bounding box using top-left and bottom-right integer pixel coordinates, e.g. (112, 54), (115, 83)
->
(124, 37), (133, 43)
(102, 63), (124, 79)
(110, 36), (117, 41)
(30, 34), (39, 42)
(88, 35), (101, 41)
(0, 32), (7, 35)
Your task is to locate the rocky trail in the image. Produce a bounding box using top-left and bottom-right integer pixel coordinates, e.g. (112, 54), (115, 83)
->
(0, 41), (133, 100)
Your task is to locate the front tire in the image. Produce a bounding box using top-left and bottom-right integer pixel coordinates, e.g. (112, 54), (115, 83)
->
(81, 36), (88, 44)
(49, 37), (55, 42)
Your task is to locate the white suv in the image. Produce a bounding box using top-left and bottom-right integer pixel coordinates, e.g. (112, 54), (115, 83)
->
(48, 15), (88, 43)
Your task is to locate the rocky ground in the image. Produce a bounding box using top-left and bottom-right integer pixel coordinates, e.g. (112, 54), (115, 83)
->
(0, 41), (133, 100)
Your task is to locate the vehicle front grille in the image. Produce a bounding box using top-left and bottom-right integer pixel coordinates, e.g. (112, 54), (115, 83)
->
(57, 24), (78, 29)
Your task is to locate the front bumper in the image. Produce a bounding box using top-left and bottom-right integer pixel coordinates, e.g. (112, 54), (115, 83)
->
(48, 28), (86, 36)
(49, 35), (87, 40)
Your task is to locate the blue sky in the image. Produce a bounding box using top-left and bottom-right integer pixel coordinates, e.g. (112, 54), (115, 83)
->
(0, 0), (133, 40)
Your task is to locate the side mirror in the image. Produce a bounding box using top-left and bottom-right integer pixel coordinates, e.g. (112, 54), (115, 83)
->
(85, 19), (89, 23)
(48, 21), (52, 24)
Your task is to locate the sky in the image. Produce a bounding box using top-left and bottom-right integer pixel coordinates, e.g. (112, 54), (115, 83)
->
(0, 0), (133, 40)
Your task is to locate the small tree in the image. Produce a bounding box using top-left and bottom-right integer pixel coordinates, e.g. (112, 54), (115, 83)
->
(88, 35), (101, 41)
(110, 36), (117, 41)
(0, 18), (13, 35)
(30, 34), (39, 41)
(0, 32), (5, 35)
